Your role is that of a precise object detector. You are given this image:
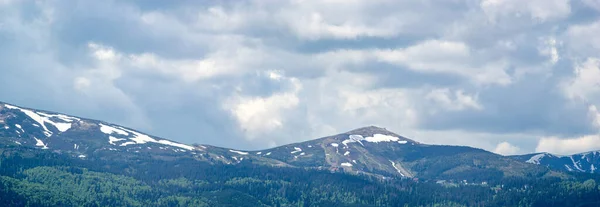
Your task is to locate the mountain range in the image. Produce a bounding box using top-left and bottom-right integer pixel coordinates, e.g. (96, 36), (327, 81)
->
(1, 101), (600, 206)
(1, 101), (597, 179)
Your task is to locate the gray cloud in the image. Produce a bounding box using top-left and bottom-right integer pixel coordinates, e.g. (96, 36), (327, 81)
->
(2, 0), (600, 154)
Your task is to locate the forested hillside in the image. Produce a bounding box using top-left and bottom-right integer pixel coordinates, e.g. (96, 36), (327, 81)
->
(1, 145), (600, 207)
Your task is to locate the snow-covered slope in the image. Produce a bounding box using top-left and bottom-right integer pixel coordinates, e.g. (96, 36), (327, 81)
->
(0, 102), (198, 158)
(511, 151), (600, 173)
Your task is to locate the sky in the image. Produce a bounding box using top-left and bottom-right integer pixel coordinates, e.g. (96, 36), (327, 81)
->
(2, 0), (600, 155)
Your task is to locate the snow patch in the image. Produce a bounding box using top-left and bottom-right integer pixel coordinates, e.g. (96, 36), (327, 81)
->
(99, 124), (129, 136)
(591, 164), (597, 173)
(299, 152), (305, 156)
(570, 156), (585, 172)
(34, 137), (48, 149)
(364, 134), (400, 143)
(397, 140), (408, 144)
(230, 150), (249, 155)
(14, 141), (21, 145)
(308, 145), (312, 148)
(120, 141), (136, 146)
(157, 140), (195, 151)
(291, 147), (302, 154)
(344, 151), (350, 156)
(526, 153), (546, 164)
(256, 152), (262, 155)
(343, 135), (365, 146)
(390, 160), (406, 177)
(6, 105), (53, 136)
(265, 152), (272, 156)
(331, 143), (339, 147)
(109, 136), (126, 145)
(78, 155), (86, 158)
(565, 165), (574, 171)
(341, 162), (353, 167)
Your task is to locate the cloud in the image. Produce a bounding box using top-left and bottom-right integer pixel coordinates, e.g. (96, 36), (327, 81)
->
(426, 88), (483, 111)
(2, 0), (600, 153)
(481, 0), (571, 22)
(536, 135), (600, 155)
(224, 72), (303, 140)
(562, 58), (600, 101)
(494, 141), (521, 155)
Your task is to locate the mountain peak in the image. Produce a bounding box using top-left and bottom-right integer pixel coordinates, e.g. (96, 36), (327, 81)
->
(346, 126), (392, 135)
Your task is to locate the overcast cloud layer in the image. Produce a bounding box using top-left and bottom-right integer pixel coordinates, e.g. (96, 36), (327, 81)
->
(2, 0), (600, 155)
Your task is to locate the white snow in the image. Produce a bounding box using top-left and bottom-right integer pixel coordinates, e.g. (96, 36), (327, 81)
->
(34, 137), (48, 149)
(308, 145), (312, 148)
(3, 126), (8, 129)
(291, 147), (302, 154)
(47, 121), (72, 132)
(390, 160), (405, 177)
(397, 140), (408, 144)
(230, 150), (249, 155)
(591, 164), (597, 173)
(120, 141), (136, 146)
(37, 112), (80, 122)
(256, 152), (262, 155)
(14, 141), (21, 145)
(109, 127), (194, 151)
(108, 136), (126, 145)
(565, 165), (574, 171)
(331, 143), (339, 147)
(352, 160), (357, 164)
(570, 156), (585, 172)
(343, 135), (365, 146)
(78, 155), (86, 158)
(157, 140), (195, 151)
(99, 124), (129, 136)
(344, 151), (350, 156)
(15, 124), (22, 130)
(526, 153), (546, 164)
(6, 105), (53, 136)
(364, 134), (400, 143)
(123, 129), (155, 144)
(300, 152), (305, 156)
(74, 144), (79, 150)
(341, 162), (353, 167)
(265, 152), (272, 156)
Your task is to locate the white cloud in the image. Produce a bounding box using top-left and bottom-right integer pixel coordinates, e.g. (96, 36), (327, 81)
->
(536, 135), (600, 155)
(224, 75), (303, 139)
(567, 21), (600, 55)
(538, 37), (560, 65)
(426, 88), (483, 111)
(481, 0), (571, 22)
(590, 105), (600, 128)
(562, 58), (600, 101)
(493, 141), (521, 155)
(319, 40), (512, 85)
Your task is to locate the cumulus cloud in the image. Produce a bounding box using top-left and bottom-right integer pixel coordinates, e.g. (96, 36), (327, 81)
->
(426, 88), (482, 111)
(562, 58), (600, 101)
(494, 142), (521, 155)
(536, 135), (600, 155)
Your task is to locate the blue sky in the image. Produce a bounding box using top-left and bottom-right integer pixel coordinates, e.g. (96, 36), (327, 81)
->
(2, 0), (600, 155)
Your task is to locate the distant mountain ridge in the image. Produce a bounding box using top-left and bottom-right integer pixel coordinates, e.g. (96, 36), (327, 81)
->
(510, 151), (600, 174)
(0, 100), (597, 183)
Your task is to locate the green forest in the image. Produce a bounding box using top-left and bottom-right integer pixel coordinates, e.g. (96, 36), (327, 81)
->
(1, 146), (600, 207)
